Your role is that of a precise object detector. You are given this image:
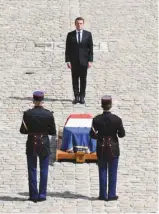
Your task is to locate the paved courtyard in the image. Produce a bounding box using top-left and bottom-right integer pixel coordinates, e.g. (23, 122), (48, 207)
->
(0, 0), (158, 213)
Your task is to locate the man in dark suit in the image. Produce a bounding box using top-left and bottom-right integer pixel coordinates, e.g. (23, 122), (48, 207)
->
(90, 95), (125, 201)
(20, 91), (56, 203)
(65, 17), (93, 104)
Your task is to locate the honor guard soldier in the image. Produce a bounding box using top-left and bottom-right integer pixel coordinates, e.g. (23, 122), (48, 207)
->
(90, 95), (125, 201)
(20, 91), (56, 203)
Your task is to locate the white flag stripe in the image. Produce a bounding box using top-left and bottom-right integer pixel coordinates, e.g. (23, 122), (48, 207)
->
(65, 118), (92, 128)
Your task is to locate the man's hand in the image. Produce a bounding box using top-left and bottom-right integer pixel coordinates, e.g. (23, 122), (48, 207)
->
(67, 62), (72, 69)
(88, 62), (92, 68)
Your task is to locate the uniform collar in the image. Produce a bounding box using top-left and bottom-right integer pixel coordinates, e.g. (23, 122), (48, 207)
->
(103, 111), (111, 114)
(34, 106), (43, 108)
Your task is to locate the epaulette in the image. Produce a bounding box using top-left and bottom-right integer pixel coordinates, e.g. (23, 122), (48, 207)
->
(21, 109), (31, 114)
(25, 108), (31, 112)
(94, 114), (101, 118)
(46, 109), (54, 114)
(93, 114), (102, 121)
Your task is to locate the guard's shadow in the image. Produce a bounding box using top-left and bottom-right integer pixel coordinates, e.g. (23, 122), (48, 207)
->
(19, 191), (97, 201)
(9, 96), (72, 102)
(0, 196), (27, 202)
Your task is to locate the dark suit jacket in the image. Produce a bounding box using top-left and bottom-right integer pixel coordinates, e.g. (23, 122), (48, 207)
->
(20, 106), (56, 156)
(65, 30), (93, 67)
(90, 111), (125, 159)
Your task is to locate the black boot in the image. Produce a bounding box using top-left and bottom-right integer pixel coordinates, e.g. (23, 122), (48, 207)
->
(28, 197), (37, 203)
(107, 196), (119, 201)
(38, 198), (46, 202)
(98, 196), (107, 201)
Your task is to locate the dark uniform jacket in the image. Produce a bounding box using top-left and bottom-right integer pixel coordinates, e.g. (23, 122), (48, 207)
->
(20, 106), (56, 156)
(65, 30), (93, 66)
(90, 111), (125, 160)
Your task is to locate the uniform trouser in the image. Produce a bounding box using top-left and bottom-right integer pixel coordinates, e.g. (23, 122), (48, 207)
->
(71, 64), (87, 97)
(27, 154), (49, 200)
(98, 157), (119, 199)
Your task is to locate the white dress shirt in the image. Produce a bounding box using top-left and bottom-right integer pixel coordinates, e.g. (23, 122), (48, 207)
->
(76, 29), (83, 43)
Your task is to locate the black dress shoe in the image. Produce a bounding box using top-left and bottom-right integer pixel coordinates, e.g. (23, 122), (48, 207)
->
(38, 198), (46, 202)
(28, 197), (37, 203)
(72, 96), (79, 104)
(80, 96), (85, 104)
(107, 196), (118, 201)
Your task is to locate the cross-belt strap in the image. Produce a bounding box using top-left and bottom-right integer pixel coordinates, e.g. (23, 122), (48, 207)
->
(22, 119), (28, 131)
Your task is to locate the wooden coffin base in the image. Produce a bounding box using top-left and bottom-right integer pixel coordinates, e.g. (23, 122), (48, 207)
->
(56, 149), (97, 163)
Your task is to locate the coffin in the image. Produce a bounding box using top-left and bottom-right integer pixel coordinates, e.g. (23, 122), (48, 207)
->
(56, 113), (97, 163)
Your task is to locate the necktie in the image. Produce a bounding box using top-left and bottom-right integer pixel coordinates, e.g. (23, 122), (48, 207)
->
(78, 32), (80, 43)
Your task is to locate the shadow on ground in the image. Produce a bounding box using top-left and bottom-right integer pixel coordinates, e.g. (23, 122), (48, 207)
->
(9, 96), (72, 102)
(18, 191), (98, 201)
(0, 196), (27, 202)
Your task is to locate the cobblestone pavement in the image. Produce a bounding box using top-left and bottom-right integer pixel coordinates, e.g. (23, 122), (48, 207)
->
(0, 0), (158, 213)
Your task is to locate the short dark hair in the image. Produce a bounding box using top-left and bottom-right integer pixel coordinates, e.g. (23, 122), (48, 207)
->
(75, 17), (84, 23)
(102, 103), (112, 111)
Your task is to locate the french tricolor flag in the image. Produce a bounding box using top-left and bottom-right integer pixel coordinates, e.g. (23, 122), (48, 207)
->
(61, 114), (96, 153)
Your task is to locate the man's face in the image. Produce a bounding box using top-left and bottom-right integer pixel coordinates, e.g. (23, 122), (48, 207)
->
(75, 20), (84, 31)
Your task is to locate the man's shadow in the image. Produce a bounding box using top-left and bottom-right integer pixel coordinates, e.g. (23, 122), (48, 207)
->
(9, 96), (72, 102)
(18, 191), (97, 201)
